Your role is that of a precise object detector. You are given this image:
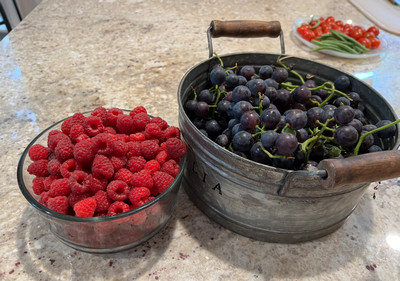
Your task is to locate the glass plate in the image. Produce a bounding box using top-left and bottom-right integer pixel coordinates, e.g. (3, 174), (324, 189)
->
(292, 17), (387, 59)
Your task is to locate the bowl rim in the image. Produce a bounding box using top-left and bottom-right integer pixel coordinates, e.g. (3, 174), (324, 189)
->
(17, 110), (186, 223)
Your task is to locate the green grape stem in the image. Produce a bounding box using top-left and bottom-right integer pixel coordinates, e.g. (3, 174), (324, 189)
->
(353, 119), (400, 156)
(277, 56), (305, 84)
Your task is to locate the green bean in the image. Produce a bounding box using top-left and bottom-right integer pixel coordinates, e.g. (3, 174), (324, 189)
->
(310, 19), (321, 29)
(311, 39), (360, 54)
(330, 29), (370, 52)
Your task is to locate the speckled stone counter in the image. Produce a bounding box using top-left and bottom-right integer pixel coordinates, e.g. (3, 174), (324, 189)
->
(1, 0), (400, 280)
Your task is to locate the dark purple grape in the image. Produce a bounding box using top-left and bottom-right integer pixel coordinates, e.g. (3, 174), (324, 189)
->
(348, 118), (363, 135)
(293, 85), (311, 104)
(194, 101), (210, 118)
(296, 128), (309, 142)
(284, 109), (308, 130)
(354, 109), (366, 123)
(274, 88), (290, 110)
(334, 125), (359, 147)
(314, 88), (330, 100)
(237, 75), (248, 86)
(192, 117), (206, 129)
(250, 142), (272, 165)
(360, 130), (375, 151)
(321, 108), (336, 127)
(228, 118), (240, 129)
(216, 100), (231, 116)
(198, 89), (215, 104)
(232, 123), (245, 136)
(246, 78), (267, 97)
(293, 103), (307, 111)
(259, 65), (273, 79)
(368, 145), (382, 153)
(260, 108), (281, 129)
(307, 107), (324, 127)
(265, 78), (279, 90)
(240, 65), (256, 80)
(306, 95), (323, 109)
(304, 79), (316, 89)
(333, 96), (351, 107)
(262, 96), (271, 109)
(205, 119), (222, 139)
(225, 73), (239, 89)
(210, 66), (226, 85)
(240, 110), (260, 131)
(334, 105), (355, 125)
(260, 130), (278, 148)
(273, 152), (295, 169)
(348, 92), (361, 107)
(215, 134), (230, 147)
(376, 120), (397, 138)
(232, 101), (252, 119)
(185, 99), (198, 117)
(363, 124), (377, 132)
(334, 75), (350, 91)
(232, 85), (251, 102)
(275, 132), (298, 155)
(232, 131), (254, 152)
(271, 67), (288, 83)
(322, 104), (336, 111)
(265, 86), (278, 102)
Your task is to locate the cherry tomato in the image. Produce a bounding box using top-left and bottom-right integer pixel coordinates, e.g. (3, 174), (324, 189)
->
(335, 20), (344, 27)
(321, 22), (332, 33)
(342, 26), (351, 36)
(367, 26), (380, 36)
(349, 28), (364, 40)
(313, 26), (323, 38)
(357, 37), (372, 49)
(326, 16), (335, 23)
(370, 37), (381, 49)
(363, 31), (376, 39)
(303, 29), (316, 41)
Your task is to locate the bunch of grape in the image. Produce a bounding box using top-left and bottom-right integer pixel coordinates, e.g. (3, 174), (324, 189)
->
(184, 57), (398, 170)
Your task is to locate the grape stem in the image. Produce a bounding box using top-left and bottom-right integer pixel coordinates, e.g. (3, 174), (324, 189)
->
(353, 119), (400, 156)
(260, 143), (293, 160)
(277, 56), (305, 84)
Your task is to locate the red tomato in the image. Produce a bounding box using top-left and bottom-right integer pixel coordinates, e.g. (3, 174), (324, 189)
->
(357, 37), (372, 49)
(321, 22), (332, 33)
(326, 16), (335, 23)
(342, 26), (351, 36)
(349, 28), (364, 40)
(303, 29), (316, 41)
(363, 31), (376, 39)
(313, 26), (323, 38)
(370, 37), (381, 49)
(335, 20), (344, 27)
(367, 26), (380, 36)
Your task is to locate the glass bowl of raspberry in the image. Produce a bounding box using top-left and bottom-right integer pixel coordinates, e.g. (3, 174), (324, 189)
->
(17, 107), (187, 253)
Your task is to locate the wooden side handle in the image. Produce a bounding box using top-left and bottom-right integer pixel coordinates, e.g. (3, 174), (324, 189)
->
(317, 150), (400, 189)
(210, 20), (281, 38)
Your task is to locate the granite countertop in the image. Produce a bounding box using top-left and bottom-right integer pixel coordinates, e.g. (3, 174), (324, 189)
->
(1, 0), (400, 280)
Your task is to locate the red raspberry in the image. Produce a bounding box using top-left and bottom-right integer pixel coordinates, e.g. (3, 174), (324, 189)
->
(104, 126), (117, 134)
(74, 197), (97, 217)
(144, 123), (162, 140)
(27, 159), (50, 177)
(114, 168), (133, 184)
(68, 192), (90, 207)
(132, 112), (151, 131)
(61, 118), (72, 135)
(162, 126), (181, 140)
(73, 139), (94, 163)
(129, 106), (147, 117)
(47, 159), (61, 176)
(165, 138), (187, 160)
(84, 174), (108, 195)
(69, 170), (89, 194)
(126, 141), (142, 158)
(152, 171), (174, 194)
(131, 169), (154, 189)
(49, 178), (71, 197)
(107, 201), (130, 216)
(43, 175), (59, 191)
(144, 160), (160, 174)
(106, 180), (130, 201)
(48, 131), (69, 151)
(127, 156), (146, 173)
(140, 140), (159, 160)
(92, 154), (114, 180)
(161, 159), (180, 177)
(75, 134), (90, 143)
(84, 116), (104, 137)
(54, 139), (74, 162)
(38, 191), (51, 207)
(60, 159), (81, 178)
(128, 186), (151, 208)
(92, 133), (114, 155)
(32, 177), (45, 195)
(106, 107), (123, 128)
(155, 150), (170, 166)
(113, 140), (128, 157)
(129, 133), (145, 142)
(70, 112), (86, 128)
(110, 155), (127, 171)
(116, 114), (135, 134)
(47, 196), (70, 214)
(28, 144), (49, 161)
(93, 190), (112, 213)
(69, 124), (85, 143)
(150, 116), (168, 130)
(91, 106), (108, 124)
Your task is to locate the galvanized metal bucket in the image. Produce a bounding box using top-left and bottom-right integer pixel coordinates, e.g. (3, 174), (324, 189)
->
(177, 21), (400, 243)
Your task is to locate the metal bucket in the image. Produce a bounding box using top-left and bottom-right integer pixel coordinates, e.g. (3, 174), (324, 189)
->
(177, 21), (400, 243)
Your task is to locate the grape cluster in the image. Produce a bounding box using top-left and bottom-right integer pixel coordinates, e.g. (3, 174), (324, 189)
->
(184, 57), (398, 170)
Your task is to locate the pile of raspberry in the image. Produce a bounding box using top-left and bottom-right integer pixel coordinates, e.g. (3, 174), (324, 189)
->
(26, 106), (187, 218)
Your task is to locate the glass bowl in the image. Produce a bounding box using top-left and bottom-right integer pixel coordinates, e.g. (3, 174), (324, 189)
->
(17, 111), (186, 254)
